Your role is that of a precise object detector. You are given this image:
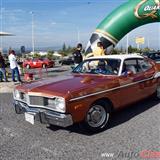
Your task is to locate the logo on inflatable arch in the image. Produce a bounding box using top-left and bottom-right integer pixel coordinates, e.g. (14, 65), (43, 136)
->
(85, 0), (160, 55)
(134, 0), (160, 19)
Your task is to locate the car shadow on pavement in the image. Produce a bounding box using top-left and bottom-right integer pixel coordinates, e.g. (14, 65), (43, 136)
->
(107, 97), (159, 129)
(48, 97), (159, 136)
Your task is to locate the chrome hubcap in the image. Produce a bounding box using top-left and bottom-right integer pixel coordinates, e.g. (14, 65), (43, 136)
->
(87, 105), (108, 128)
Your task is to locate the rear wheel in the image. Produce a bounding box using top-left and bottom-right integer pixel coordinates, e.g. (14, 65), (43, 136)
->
(81, 101), (110, 132)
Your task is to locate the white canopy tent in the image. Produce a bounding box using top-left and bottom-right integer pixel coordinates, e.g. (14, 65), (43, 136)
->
(0, 32), (14, 54)
(0, 32), (14, 36)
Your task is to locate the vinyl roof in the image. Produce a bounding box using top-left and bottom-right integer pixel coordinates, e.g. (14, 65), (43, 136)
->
(86, 54), (143, 61)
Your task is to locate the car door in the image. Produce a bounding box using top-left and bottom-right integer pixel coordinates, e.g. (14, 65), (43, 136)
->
(137, 58), (157, 97)
(38, 59), (43, 68)
(35, 59), (42, 68)
(32, 59), (37, 68)
(117, 58), (145, 108)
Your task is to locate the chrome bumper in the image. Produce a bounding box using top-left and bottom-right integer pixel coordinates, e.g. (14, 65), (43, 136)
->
(14, 100), (73, 127)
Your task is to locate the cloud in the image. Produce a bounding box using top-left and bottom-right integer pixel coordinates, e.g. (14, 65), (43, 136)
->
(1, 8), (26, 14)
(51, 21), (57, 25)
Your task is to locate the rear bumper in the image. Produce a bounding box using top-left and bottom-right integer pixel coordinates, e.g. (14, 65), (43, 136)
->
(14, 100), (73, 127)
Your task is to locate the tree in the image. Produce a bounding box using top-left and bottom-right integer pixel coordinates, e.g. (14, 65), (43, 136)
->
(120, 45), (123, 53)
(111, 49), (118, 54)
(33, 53), (41, 58)
(142, 47), (151, 52)
(128, 45), (139, 53)
(47, 50), (54, 54)
(62, 43), (66, 52)
(128, 45), (133, 53)
(46, 52), (53, 60)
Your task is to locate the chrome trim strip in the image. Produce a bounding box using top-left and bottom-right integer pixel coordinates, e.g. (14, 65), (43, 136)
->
(69, 76), (154, 102)
(154, 72), (160, 78)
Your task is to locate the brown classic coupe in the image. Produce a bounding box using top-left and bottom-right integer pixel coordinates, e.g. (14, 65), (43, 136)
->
(13, 54), (160, 132)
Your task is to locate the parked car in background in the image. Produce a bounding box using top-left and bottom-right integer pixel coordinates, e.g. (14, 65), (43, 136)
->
(23, 58), (55, 69)
(142, 52), (160, 63)
(13, 54), (160, 132)
(59, 56), (74, 65)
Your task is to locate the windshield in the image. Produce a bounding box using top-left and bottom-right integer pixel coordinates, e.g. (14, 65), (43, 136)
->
(72, 58), (121, 75)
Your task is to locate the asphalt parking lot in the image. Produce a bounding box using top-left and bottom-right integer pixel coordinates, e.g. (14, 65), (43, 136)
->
(0, 67), (160, 160)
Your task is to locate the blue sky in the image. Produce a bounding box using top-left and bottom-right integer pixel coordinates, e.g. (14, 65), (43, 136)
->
(1, 0), (160, 51)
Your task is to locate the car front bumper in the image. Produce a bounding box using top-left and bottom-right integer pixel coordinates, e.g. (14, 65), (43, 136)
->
(14, 100), (73, 127)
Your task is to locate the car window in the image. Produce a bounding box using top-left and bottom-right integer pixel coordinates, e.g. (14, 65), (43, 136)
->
(72, 58), (121, 75)
(33, 58), (38, 61)
(154, 53), (160, 61)
(138, 59), (152, 72)
(148, 54), (154, 59)
(122, 59), (138, 75)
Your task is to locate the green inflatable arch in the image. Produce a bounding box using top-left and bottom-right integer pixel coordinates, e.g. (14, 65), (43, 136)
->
(85, 0), (160, 54)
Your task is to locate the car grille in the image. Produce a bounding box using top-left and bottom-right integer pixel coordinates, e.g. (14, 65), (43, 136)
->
(29, 96), (45, 106)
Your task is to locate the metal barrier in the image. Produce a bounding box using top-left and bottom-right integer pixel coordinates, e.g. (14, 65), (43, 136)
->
(23, 67), (48, 82)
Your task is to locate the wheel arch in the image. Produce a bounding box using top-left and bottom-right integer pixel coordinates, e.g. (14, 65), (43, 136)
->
(91, 97), (114, 113)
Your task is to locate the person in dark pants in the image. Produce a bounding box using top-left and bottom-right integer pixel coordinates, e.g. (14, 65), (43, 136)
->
(8, 50), (21, 82)
(0, 52), (8, 82)
(72, 43), (83, 67)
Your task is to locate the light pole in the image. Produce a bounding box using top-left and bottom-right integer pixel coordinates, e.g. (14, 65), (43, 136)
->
(69, 23), (80, 43)
(77, 27), (80, 43)
(126, 33), (129, 54)
(76, 26), (80, 43)
(0, 0), (3, 53)
(147, 37), (150, 49)
(30, 11), (35, 53)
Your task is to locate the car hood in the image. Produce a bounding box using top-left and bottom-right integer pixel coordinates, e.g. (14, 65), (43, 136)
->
(16, 73), (117, 100)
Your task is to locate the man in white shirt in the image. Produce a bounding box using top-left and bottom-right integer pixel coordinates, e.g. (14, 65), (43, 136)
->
(8, 50), (21, 82)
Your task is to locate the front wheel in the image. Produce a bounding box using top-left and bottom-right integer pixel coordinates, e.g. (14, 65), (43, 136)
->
(81, 102), (110, 132)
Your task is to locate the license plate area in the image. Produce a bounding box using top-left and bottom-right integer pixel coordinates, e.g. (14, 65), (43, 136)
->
(25, 112), (35, 125)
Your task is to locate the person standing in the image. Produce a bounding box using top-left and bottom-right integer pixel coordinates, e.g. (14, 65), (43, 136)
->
(95, 42), (106, 56)
(8, 50), (21, 82)
(72, 43), (83, 67)
(0, 52), (8, 82)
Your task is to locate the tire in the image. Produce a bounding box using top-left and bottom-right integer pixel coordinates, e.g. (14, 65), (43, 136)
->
(42, 64), (46, 68)
(81, 101), (110, 133)
(26, 64), (30, 69)
(15, 105), (23, 114)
